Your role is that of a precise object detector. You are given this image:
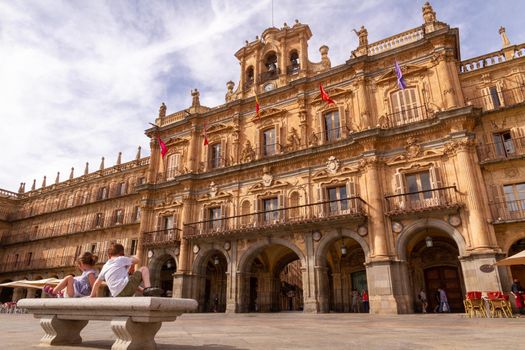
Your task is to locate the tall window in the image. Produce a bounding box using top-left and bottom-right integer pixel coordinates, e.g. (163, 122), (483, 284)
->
(90, 243), (97, 253)
(390, 88), (422, 125)
(262, 197), (279, 223)
(114, 209), (124, 225)
(327, 186), (348, 213)
(167, 154), (180, 180)
(95, 213), (104, 227)
(489, 86), (502, 108)
(26, 252), (32, 266)
(263, 128), (276, 156)
(503, 183), (525, 212)
(210, 143), (222, 169)
(324, 111), (341, 141)
(98, 187), (108, 200)
(405, 171), (432, 202)
(133, 206), (141, 222)
(493, 131), (515, 158)
(116, 182), (127, 196)
(130, 239), (138, 255)
(162, 215), (174, 232)
(208, 207), (222, 230)
(246, 66), (254, 85)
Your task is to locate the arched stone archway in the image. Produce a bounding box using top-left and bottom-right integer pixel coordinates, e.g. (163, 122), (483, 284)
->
(315, 229), (370, 313)
(395, 219), (467, 313)
(148, 252), (177, 297)
(192, 247), (230, 313)
(0, 279), (14, 302)
(237, 239), (306, 313)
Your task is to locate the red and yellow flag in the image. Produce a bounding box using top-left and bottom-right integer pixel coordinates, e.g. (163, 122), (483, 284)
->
(255, 91), (261, 119)
(320, 83), (335, 105)
(203, 121), (209, 146)
(158, 136), (168, 158)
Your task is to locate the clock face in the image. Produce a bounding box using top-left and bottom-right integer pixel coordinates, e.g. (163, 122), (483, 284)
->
(264, 83), (275, 92)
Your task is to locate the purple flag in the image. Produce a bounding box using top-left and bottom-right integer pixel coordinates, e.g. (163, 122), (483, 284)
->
(394, 61), (407, 90)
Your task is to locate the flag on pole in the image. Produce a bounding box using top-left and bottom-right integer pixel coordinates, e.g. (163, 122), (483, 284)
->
(394, 61), (407, 90)
(203, 122), (209, 146)
(158, 136), (168, 158)
(320, 83), (335, 105)
(255, 91), (261, 119)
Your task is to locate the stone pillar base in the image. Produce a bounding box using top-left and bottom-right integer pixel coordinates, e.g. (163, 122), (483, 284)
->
(39, 315), (88, 345)
(111, 317), (162, 350)
(303, 299), (319, 313)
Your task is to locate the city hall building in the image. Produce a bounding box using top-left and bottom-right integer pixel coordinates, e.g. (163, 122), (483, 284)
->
(1, 2), (525, 314)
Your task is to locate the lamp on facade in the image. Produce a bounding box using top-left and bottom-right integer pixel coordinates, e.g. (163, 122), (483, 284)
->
(213, 256), (220, 265)
(425, 235), (433, 248)
(341, 238), (348, 256)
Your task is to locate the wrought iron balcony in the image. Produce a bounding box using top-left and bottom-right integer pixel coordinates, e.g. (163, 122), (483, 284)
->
(380, 105), (431, 128)
(385, 186), (462, 216)
(490, 200), (525, 223)
(184, 197), (367, 239)
(1, 211), (140, 245)
(310, 126), (351, 145)
(476, 136), (525, 163)
(142, 228), (181, 247)
(259, 68), (281, 84)
(0, 255), (77, 273)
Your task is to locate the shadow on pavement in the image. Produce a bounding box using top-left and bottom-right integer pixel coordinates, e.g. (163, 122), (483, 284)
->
(80, 341), (246, 350)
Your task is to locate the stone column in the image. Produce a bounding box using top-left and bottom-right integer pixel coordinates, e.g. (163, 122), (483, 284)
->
(360, 158), (388, 257)
(172, 197), (194, 298)
(315, 266), (329, 312)
(435, 52), (459, 110)
(355, 75), (371, 129)
(186, 121), (199, 173)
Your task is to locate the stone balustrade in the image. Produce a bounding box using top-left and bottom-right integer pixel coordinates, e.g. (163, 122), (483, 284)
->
(459, 43), (525, 73)
(367, 27), (424, 56)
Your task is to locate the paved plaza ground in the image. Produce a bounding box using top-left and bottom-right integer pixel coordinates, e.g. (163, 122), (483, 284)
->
(1, 312), (523, 350)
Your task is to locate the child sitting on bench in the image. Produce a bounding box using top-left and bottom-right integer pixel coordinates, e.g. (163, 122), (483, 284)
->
(90, 243), (163, 297)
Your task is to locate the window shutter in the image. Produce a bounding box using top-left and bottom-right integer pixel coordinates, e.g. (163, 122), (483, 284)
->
(275, 126), (282, 153)
(393, 172), (405, 210)
(255, 131), (260, 160)
(496, 82), (505, 107)
(204, 142), (210, 171)
(317, 111), (324, 145)
(429, 166), (444, 189)
(481, 87), (493, 110)
(490, 184), (505, 220)
(221, 139), (227, 166)
(253, 198), (258, 226)
(338, 106), (347, 138)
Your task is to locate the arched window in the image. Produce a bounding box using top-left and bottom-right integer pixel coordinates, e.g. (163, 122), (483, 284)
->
(288, 51), (300, 75)
(246, 66), (254, 85)
(265, 53), (278, 72)
(390, 88), (423, 126)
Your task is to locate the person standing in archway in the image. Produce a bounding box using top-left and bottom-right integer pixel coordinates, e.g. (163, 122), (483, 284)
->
(361, 289), (369, 313)
(438, 288), (450, 313)
(511, 279), (524, 314)
(418, 288), (428, 313)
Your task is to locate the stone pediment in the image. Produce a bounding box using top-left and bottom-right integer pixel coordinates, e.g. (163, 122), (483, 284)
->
(248, 180), (289, 193)
(312, 87), (351, 105)
(166, 137), (189, 146)
(252, 107), (286, 122)
(207, 123), (232, 135)
(376, 64), (427, 85)
(197, 191), (231, 202)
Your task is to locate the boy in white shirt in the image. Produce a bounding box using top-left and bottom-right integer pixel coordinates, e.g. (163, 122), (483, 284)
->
(90, 243), (163, 297)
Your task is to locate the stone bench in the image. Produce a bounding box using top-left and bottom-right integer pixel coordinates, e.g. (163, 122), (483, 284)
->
(18, 297), (198, 350)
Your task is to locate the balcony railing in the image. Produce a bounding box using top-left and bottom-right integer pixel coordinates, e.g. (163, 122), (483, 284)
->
(477, 136), (525, 163)
(382, 105), (431, 128)
(385, 186), (461, 216)
(0, 255), (77, 273)
(490, 200), (525, 223)
(367, 27), (424, 56)
(465, 85), (525, 112)
(142, 228), (182, 247)
(184, 197), (367, 239)
(259, 68), (281, 84)
(286, 64), (300, 75)
(311, 126), (351, 145)
(1, 211), (140, 245)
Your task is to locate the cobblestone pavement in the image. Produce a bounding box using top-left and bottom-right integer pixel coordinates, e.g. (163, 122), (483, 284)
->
(1, 312), (523, 350)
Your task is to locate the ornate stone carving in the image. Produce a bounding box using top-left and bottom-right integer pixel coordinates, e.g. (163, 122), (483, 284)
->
(225, 81), (235, 102)
(405, 137), (421, 159)
(309, 132), (319, 147)
(262, 166), (273, 187)
(209, 181), (218, 197)
(241, 140), (255, 163)
(286, 127), (301, 152)
(159, 102), (166, 118)
(504, 167), (519, 178)
(422, 2), (436, 24)
(353, 25), (368, 47)
(326, 156), (340, 174)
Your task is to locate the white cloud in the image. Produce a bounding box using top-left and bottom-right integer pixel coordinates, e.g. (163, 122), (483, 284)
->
(0, 0), (524, 192)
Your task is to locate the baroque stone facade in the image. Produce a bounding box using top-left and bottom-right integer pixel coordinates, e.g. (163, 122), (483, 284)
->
(1, 2), (525, 314)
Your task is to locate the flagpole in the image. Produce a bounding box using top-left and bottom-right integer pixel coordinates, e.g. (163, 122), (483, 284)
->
(271, 0), (274, 27)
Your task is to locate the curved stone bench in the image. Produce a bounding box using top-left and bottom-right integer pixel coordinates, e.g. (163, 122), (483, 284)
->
(18, 297), (198, 350)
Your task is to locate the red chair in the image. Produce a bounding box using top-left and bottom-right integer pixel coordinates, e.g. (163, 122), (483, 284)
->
(466, 291), (482, 300)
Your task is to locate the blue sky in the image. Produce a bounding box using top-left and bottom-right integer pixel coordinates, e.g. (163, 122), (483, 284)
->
(0, 0), (524, 192)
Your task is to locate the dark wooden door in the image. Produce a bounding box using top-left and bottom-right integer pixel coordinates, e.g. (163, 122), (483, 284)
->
(424, 266), (463, 312)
